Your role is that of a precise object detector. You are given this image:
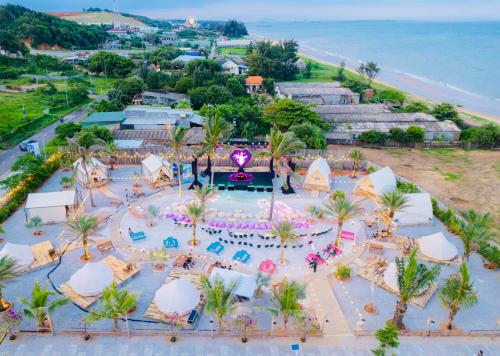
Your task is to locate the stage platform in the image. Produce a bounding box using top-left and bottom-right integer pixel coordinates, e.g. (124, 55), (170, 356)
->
(212, 172), (273, 192)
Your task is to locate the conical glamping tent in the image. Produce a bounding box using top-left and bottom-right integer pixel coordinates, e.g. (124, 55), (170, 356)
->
(68, 262), (113, 297)
(417, 232), (458, 262)
(73, 157), (109, 188)
(141, 154), (173, 186)
(302, 157), (331, 192)
(394, 193), (433, 226)
(0, 243), (34, 269)
(153, 277), (200, 315)
(354, 166), (396, 198)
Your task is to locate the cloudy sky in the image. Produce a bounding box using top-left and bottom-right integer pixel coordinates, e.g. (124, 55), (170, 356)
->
(3, 0), (500, 21)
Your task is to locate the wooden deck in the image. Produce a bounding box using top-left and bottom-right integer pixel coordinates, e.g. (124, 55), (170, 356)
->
(28, 240), (57, 271)
(357, 257), (438, 309)
(60, 255), (141, 309)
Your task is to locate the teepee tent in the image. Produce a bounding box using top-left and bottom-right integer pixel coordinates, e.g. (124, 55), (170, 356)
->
(354, 166), (396, 198)
(0, 243), (34, 269)
(302, 157), (331, 192)
(417, 232), (458, 262)
(141, 154), (173, 185)
(153, 277), (200, 315)
(73, 157), (109, 188)
(68, 262), (113, 297)
(394, 193), (433, 226)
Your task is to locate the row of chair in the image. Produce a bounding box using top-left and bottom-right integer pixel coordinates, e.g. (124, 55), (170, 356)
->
(310, 228), (333, 237)
(202, 227), (222, 235)
(217, 237), (304, 249)
(228, 231), (254, 238)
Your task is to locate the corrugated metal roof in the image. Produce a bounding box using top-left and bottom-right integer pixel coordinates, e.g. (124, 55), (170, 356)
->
(323, 112), (438, 123)
(83, 111), (124, 123)
(313, 104), (389, 114)
(329, 120), (461, 134)
(275, 82), (341, 89)
(114, 127), (205, 145)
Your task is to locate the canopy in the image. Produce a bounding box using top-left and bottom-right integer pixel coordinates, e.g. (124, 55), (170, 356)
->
(153, 277), (200, 315)
(141, 154), (173, 182)
(26, 190), (77, 209)
(73, 157), (108, 187)
(394, 193), (433, 226)
(0, 243), (34, 268)
(355, 166), (396, 197)
(68, 262), (113, 297)
(417, 232), (458, 261)
(210, 267), (257, 300)
(383, 262), (400, 293)
(302, 157), (331, 192)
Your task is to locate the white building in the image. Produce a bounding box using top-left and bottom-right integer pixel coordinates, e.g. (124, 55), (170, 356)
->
(25, 190), (81, 224)
(220, 58), (248, 75)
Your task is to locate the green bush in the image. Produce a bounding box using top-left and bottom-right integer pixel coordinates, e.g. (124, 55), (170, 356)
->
(359, 130), (388, 144)
(478, 242), (500, 269)
(376, 89), (406, 105)
(397, 180), (420, 193)
(335, 264), (352, 280)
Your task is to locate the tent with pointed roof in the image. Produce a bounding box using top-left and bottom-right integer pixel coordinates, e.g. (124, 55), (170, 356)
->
(141, 154), (173, 185)
(0, 243), (34, 269)
(73, 157), (109, 188)
(153, 277), (200, 315)
(302, 157), (331, 192)
(417, 232), (458, 262)
(354, 166), (396, 198)
(394, 193), (433, 226)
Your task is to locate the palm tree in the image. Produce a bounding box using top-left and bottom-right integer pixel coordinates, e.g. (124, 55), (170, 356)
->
(379, 190), (410, 235)
(84, 282), (138, 330)
(255, 270), (271, 297)
(260, 128), (305, 220)
(272, 220), (300, 265)
(349, 149), (364, 178)
(167, 126), (189, 197)
(364, 61), (380, 85)
(19, 280), (69, 328)
(26, 216), (43, 236)
(329, 189), (345, 202)
(265, 277), (306, 329)
(458, 209), (494, 261)
(201, 275), (238, 333)
(191, 185), (216, 222)
(391, 248), (440, 329)
(185, 202), (204, 246)
(103, 141), (118, 171)
(372, 321), (400, 356)
(147, 205), (160, 226)
(68, 215), (99, 262)
(321, 198), (361, 247)
(0, 256), (21, 312)
(200, 114), (233, 188)
(439, 263), (477, 330)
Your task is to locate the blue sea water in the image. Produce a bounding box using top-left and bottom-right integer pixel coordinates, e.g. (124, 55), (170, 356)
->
(247, 21), (500, 100)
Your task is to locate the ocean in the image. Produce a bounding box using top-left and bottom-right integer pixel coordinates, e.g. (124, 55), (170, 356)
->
(247, 21), (500, 118)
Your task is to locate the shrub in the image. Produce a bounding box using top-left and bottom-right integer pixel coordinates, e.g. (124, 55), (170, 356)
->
(397, 180), (420, 193)
(478, 242), (500, 269)
(402, 101), (430, 113)
(406, 126), (425, 143)
(431, 103), (458, 121)
(376, 89), (406, 105)
(335, 264), (352, 281)
(359, 130), (388, 144)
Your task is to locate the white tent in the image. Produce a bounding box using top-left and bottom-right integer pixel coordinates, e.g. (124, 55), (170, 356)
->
(25, 190), (80, 223)
(0, 243), (34, 268)
(73, 157), (109, 188)
(302, 157), (331, 192)
(210, 267), (257, 300)
(68, 262), (113, 297)
(354, 166), (396, 198)
(153, 277), (200, 315)
(383, 262), (400, 293)
(417, 232), (458, 262)
(141, 154), (173, 185)
(394, 193), (433, 226)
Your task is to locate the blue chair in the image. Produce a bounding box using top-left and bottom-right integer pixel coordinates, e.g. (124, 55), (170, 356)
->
(163, 237), (179, 249)
(207, 241), (224, 255)
(232, 250), (251, 264)
(129, 231), (146, 242)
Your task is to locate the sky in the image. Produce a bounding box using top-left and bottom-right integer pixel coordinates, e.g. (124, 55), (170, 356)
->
(2, 0), (500, 21)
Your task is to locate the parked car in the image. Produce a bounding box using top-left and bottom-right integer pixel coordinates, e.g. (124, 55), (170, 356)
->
(19, 139), (37, 151)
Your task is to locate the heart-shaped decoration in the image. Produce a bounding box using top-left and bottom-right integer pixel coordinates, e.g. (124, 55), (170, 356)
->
(230, 149), (252, 168)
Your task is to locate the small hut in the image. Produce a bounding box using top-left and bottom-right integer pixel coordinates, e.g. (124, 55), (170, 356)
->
(141, 154), (173, 187)
(302, 157), (331, 193)
(354, 166), (396, 198)
(25, 190), (81, 223)
(73, 157), (109, 188)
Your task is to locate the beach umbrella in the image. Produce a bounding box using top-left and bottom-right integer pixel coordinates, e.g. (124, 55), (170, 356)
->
(68, 262), (113, 297)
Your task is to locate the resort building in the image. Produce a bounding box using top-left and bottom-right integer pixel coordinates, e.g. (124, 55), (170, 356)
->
(274, 82), (360, 105)
(81, 111), (125, 128)
(245, 76), (264, 94)
(113, 127), (205, 146)
(312, 104), (390, 119)
(216, 57), (248, 75)
(132, 91), (189, 107)
(160, 31), (178, 46)
(121, 106), (204, 130)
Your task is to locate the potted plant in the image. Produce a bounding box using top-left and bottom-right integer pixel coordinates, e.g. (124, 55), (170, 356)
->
(335, 264), (352, 281)
(59, 176), (74, 190)
(255, 270), (271, 298)
(147, 205), (160, 227)
(168, 312), (179, 342)
(234, 313), (255, 343)
(26, 216), (43, 236)
(0, 308), (22, 340)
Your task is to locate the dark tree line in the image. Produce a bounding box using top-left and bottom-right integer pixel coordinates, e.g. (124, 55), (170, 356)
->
(246, 40), (300, 81)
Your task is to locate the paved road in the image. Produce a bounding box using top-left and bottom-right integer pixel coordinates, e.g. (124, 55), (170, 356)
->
(0, 335), (498, 355)
(0, 107), (88, 180)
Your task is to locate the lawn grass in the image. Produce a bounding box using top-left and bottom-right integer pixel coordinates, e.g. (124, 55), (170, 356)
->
(217, 47), (247, 55)
(442, 171), (463, 182)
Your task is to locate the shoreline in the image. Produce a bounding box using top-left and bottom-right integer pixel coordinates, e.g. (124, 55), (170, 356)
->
(250, 34), (500, 124)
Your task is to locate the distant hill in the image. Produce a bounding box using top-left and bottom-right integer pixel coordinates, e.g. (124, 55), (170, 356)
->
(0, 4), (108, 51)
(49, 11), (149, 28)
(77, 8), (173, 29)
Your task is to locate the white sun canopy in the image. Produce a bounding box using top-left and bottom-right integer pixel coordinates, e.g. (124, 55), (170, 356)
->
(25, 190), (78, 223)
(210, 267), (257, 300)
(68, 262), (113, 297)
(417, 232), (458, 262)
(153, 277), (200, 315)
(355, 166), (396, 197)
(0, 243), (34, 268)
(394, 193), (433, 226)
(302, 157), (331, 192)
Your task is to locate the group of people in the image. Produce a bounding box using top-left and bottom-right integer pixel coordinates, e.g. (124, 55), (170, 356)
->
(182, 253), (194, 270)
(213, 260), (232, 270)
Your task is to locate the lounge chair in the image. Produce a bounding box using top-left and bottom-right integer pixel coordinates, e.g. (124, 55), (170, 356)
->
(129, 231), (146, 242)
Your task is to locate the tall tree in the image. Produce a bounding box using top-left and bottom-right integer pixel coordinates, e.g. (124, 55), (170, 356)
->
(264, 277), (306, 329)
(84, 282), (138, 330)
(272, 220), (300, 265)
(260, 128), (305, 220)
(458, 209), (494, 261)
(364, 62), (380, 85)
(349, 148), (365, 178)
(321, 198), (361, 247)
(379, 190), (410, 235)
(103, 141), (118, 171)
(391, 248), (440, 329)
(371, 321), (400, 356)
(262, 99), (327, 131)
(167, 126), (189, 197)
(190, 185), (216, 222)
(19, 281), (69, 328)
(68, 215), (99, 262)
(439, 263), (477, 330)
(201, 275), (238, 333)
(0, 256), (21, 312)
(185, 202), (204, 246)
(200, 114), (233, 187)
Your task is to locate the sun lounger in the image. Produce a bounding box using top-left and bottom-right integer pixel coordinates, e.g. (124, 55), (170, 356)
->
(129, 231), (146, 242)
(163, 237), (179, 249)
(207, 241), (224, 255)
(233, 250), (251, 264)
